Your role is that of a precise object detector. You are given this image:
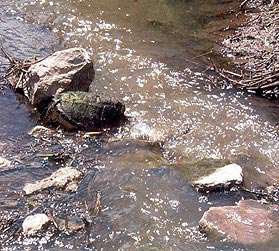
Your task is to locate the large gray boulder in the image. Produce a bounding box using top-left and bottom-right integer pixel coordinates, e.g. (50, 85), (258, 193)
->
(199, 200), (279, 245)
(19, 48), (95, 107)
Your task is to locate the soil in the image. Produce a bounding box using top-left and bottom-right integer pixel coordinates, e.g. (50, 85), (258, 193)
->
(214, 0), (279, 98)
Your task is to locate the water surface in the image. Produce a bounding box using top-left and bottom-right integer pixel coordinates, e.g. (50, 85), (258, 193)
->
(1, 0), (279, 250)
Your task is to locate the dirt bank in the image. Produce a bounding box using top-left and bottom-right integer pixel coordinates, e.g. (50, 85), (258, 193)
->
(215, 0), (279, 98)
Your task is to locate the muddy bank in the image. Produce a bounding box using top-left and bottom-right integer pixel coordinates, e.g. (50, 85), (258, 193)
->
(216, 0), (279, 98)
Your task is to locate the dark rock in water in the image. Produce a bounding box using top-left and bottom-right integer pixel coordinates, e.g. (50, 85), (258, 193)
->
(46, 91), (125, 130)
(53, 215), (85, 233)
(199, 200), (279, 245)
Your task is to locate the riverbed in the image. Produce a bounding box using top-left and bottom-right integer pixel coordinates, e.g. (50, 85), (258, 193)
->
(1, 0), (279, 250)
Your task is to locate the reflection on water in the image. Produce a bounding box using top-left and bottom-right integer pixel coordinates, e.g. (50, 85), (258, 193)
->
(0, 0), (279, 250)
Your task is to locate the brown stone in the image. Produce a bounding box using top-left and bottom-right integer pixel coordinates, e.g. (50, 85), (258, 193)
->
(199, 200), (279, 245)
(18, 48), (94, 107)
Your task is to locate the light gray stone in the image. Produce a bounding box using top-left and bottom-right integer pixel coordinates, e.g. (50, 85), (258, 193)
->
(193, 163), (243, 191)
(22, 213), (50, 236)
(28, 125), (53, 138)
(23, 167), (82, 195)
(0, 157), (11, 168)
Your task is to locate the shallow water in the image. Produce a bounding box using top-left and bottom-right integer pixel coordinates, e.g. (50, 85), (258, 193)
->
(1, 0), (279, 250)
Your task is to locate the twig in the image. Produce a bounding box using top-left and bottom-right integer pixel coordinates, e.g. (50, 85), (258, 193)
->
(0, 47), (15, 64)
(240, 0), (250, 10)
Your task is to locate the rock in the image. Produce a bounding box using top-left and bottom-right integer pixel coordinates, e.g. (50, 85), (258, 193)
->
(99, 139), (166, 169)
(28, 125), (54, 138)
(46, 91), (125, 130)
(54, 215), (85, 233)
(193, 163), (243, 191)
(19, 48), (94, 107)
(0, 157), (11, 168)
(231, 154), (277, 193)
(23, 167), (82, 195)
(129, 122), (164, 142)
(65, 180), (79, 192)
(199, 200), (279, 245)
(22, 213), (50, 236)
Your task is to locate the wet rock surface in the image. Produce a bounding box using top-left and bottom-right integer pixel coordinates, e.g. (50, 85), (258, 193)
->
(199, 200), (279, 245)
(13, 48), (95, 107)
(23, 167), (82, 195)
(193, 164), (243, 192)
(46, 91), (126, 130)
(53, 215), (85, 233)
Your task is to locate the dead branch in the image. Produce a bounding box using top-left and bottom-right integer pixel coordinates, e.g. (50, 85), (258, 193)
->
(0, 46), (44, 91)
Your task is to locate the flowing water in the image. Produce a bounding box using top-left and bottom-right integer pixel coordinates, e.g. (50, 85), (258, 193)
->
(1, 0), (279, 250)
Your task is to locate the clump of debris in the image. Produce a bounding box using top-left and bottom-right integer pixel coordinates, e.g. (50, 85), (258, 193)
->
(215, 0), (279, 98)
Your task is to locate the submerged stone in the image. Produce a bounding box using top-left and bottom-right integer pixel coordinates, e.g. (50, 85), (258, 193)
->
(99, 139), (166, 169)
(199, 200), (279, 245)
(23, 167), (82, 195)
(54, 215), (85, 233)
(22, 213), (50, 236)
(46, 91), (125, 130)
(193, 163), (243, 191)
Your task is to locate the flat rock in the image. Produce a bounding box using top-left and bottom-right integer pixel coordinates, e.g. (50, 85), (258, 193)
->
(23, 167), (82, 195)
(193, 163), (243, 191)
(54, 215), (85, 233)
(199, 200), (279, 245)
(19, 48), (94, 107)
(22, 213), (50, 236)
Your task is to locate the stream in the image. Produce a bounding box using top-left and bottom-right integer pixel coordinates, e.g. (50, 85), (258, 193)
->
(1, 0), (279, 250)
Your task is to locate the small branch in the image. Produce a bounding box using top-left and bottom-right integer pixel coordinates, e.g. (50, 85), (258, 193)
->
(240, 0), (250, 10)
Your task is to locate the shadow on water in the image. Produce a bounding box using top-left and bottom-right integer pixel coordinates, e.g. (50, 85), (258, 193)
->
(0, 0), (279, 250)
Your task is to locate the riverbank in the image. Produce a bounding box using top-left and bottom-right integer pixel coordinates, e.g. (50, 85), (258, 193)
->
(216, 0), (279, 98)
